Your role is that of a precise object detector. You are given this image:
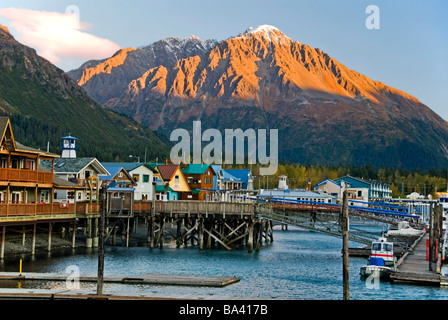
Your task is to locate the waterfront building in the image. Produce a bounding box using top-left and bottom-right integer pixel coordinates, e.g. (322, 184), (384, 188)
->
(50, 134), (109, 203)
(181, 164), (216, 200)
(259, 175), (337, 204)
(313, 178), (369, 205)
(0, 118), (103, 256)
(152, 164), (190, 201)
(102, 162), (156, 201)
(0, 117), (59, 209)
(258, 188), (337, 204)
(333, 175), (392, 200)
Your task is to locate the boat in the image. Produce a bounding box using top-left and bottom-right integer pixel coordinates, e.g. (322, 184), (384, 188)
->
(360, 237), (395, 279)
(385, 221), (425, 237)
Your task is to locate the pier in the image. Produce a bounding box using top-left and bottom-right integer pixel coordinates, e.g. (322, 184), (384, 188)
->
(0, 271), (240, 287)
(139, 201), (273, 253)
(390, 233), (448, 286)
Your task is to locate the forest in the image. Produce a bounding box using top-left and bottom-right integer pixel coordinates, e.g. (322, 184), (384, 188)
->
(235, 163), (448, 199)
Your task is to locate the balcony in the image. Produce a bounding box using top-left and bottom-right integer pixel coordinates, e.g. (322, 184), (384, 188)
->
(0, 202), (100, 217)
(0, 168), (53, 184)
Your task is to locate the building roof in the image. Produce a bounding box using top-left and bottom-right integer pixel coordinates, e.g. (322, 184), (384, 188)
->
(222, 169), (251, 188)
(155, 184), (175, 193)
(99, 164), (134, 182)
(52, 157), (109, 175)
(313, 179), (341, 189)
(334, 175), (372, 187)
(157, 164), (180, 181)
(107, 187), (135, 192)
(258, 189), (336, 198)
(102, 162), (157, 173)
(181, 164), (215, 175)
(53, 175), (84, 189)
(221, 170), (242, 182)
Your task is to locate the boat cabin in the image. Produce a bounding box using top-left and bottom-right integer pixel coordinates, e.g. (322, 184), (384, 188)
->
(370, 238), (394, 267)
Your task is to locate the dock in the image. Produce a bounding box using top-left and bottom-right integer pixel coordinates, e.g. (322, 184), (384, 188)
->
(0, 271), (240, 287)
(390, 233), (447, 286)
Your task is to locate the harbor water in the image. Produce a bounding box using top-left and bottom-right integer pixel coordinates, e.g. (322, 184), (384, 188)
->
(1, 226), (448, 300)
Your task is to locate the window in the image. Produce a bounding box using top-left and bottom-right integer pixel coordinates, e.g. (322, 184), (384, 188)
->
(118, 172), (123, 178)
(357, 191), (362, 197)
(143, 175), (149, 183)
(175, 175), (179, 183)
(85, 170), (91, 179)
(133, 174), (139, 182)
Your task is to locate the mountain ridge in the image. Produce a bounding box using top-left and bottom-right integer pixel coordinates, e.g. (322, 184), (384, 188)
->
(0, 23), (169, 161)
(68, 25), (448, 170)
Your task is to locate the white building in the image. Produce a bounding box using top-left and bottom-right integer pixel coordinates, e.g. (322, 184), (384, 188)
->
(102, 162), (156, 201)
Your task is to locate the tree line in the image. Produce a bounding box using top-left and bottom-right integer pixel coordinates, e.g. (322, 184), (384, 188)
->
(227, 163), (448, 199)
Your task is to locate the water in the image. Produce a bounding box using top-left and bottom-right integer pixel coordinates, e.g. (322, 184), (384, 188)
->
(1, 227), (448, 300)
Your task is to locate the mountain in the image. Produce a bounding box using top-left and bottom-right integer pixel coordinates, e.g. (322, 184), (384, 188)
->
(0, 24), (169, 161)
(68, 25), (448, 170)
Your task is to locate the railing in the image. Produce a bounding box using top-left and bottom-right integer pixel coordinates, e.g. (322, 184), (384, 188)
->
(0, 201), (101, 217)
(0, 168), (53, 184)
(134, 201), (151, 212)
(155, 201), (255, 216)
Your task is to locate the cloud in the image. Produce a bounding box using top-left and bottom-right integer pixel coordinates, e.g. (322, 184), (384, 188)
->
(0, 7), (121, 66)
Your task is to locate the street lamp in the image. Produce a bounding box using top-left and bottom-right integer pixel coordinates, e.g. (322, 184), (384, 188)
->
(129, 155), (140, 162)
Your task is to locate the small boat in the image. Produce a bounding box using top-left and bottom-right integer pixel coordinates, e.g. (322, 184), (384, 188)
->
(385, 221), (424, 237)
(360, 237), (395, 279)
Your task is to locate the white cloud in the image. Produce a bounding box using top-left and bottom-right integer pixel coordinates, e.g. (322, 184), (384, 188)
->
(0, 7), (121, 68)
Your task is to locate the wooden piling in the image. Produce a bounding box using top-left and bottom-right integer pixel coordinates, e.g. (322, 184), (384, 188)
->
(47, 223), (52, 252)
(32, 223), (36, 255)
(97, 187), (106, 296)
(248, 219), (254, 253)
(1, 226), (5, 259)
(341, 190), (349, 301)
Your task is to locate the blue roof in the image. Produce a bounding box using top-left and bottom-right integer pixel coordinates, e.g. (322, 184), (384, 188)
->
(102, 162), (156, 173)
(62, 135), (78, 140)
(107, 187), (135, 192)
(313, 179), (341, 189)
(99, 164), (130, 181)
(222, 169), (252, 189)
(211, 165), (221, 190)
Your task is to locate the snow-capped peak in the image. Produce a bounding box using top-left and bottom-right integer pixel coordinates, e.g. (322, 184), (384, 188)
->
(246, 25), (280, 36)
(238, 24), (288, 42)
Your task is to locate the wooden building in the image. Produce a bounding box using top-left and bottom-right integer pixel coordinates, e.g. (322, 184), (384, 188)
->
(0, 118), (102, 257)
(154, 164), (190, 200)
(181, 164), (216, 200)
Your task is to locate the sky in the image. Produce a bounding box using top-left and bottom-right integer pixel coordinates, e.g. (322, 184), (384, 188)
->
(0, 0), (447, 120)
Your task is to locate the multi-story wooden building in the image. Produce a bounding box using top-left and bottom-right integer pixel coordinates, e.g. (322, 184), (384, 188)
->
(0, 118), (101, 257)
(181, 164), (216, 200)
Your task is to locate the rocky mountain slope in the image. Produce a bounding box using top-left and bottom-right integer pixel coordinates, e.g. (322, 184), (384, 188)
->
(0, 24), (169, 161)
(68, 25), (448, 169)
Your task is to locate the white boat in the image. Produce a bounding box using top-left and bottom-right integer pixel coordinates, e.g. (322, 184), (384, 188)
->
(360, 264), (393, 279)
(386, 221), (424, 237)
(360, 238), (395, 279)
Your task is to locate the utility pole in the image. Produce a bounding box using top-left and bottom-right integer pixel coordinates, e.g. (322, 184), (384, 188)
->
(341, 190), (349, 300)
(97, 183), (106, 295)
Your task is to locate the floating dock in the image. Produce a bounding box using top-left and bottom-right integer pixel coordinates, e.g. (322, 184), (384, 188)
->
(0, 271), (240, 288)
(390, 233), (448, 286)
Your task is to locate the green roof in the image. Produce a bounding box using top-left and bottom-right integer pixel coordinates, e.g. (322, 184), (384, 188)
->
(181, 164), (213, 175)
(155, 184), (174, 193)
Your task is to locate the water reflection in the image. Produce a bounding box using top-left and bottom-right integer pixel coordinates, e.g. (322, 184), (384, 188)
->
(0, 227), (447, 300)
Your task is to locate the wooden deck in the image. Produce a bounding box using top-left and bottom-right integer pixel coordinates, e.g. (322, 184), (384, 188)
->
(390, 233), (446, 286)
(0, 271), (240, 288)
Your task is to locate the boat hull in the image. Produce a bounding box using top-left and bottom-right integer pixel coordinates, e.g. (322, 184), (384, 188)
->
(360, 265), (393, 279)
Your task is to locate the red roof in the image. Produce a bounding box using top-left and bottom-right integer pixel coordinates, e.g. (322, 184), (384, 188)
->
(157, 164), (179, 181)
